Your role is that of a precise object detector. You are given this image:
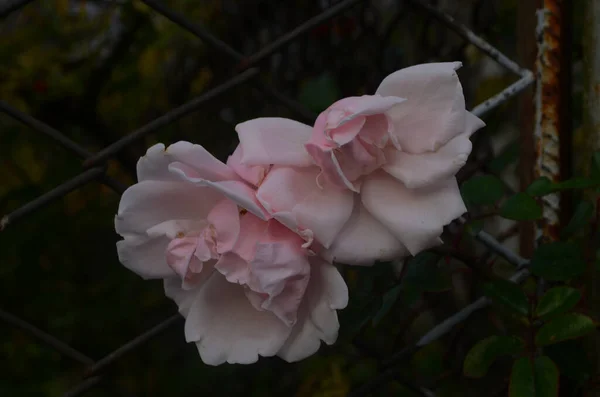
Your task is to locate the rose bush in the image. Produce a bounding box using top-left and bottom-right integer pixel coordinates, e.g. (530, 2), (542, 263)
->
(115, 142), (348, 365)
(232, 62), (484, 265)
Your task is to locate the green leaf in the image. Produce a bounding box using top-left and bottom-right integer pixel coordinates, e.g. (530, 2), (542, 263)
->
(509, 357), (535, 397)
(483, 279), (530, 316)
(402, 252), (451, 293)
(461, 175), (505, 206)
(412, 341), (446, 379)
(298, 73), (339, 113)
(535, 313), (596, 346)
(535, 287), (582, 320)
(500, 193), (543, 220)
(534, 356), (559, 397)
(545, 340), (592, 383)
(561, 200), (594, 238)
(526, 177), (555, 196)
(526, 176), (600, 197)
(530, 242), (586, 281)
(463, 335), (525, 378)
(372, 285), (401, 326)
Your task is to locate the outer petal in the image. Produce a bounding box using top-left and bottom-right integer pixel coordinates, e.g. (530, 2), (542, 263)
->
(382, 111), (484, 188)
(376, 62), (467, 153)
(164, 276), (198, 317)
(169, 162), (269, 220)
(116, 236), (173, 279)
(277, 259), (348, 362)
(361, 172), (466, 255)
(183, 273), (292, 365)
(256, 166), (354, 248)
(115, 180), (222, 238)
(235, 118), (314, 167)
(329, 201), (408, 265)
(226, 145), (268, 187)
(137, 141), (238, 182)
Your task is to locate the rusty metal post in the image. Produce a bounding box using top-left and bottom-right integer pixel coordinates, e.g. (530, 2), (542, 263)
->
(534, 0), (572, 242)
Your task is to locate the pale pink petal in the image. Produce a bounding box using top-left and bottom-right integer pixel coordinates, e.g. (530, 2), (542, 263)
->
(169, 162), (269, 220)
(361, 172), (467, 254)
(383, 132), (471, 189)
(164, 276), (198, 317)
(382, 107), (483, 189)
(115, 180), (222, 238)
(116, 236), (173, 279)
(226, 145), (269, 187)
(214, 212), (268, 285)
(375, 62), (467, 153)
(183, 273), (292, 365)
(329, 201), (408, 265)
(256, 166), (354, 248)
(235, 118), (314, 167)
(207, 198), (240, 254)
(277, 259), (348, 362)
(303, 145), (355, 191)
(248, 221), (311, 326)
(137, 141), (238, 182)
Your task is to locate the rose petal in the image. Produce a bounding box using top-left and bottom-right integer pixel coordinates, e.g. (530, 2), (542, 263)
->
(115, 180), (222, 238)
(116, 236), (173, 279)
(277, 259), (348, 362)
(329, 201), (408, 265)
(169, 162), (269, 220)
(207, 198), (241, 254)
(361, 171), (467, 254)
(137, 141), (238, 182)
(256, 166), (354, 248)
(226, 145), (269, 187)
(376, 62), (467, 153)
(235, 118), (314, 167)
(248, 221), (311, 326)
(183, 273), (292, 365)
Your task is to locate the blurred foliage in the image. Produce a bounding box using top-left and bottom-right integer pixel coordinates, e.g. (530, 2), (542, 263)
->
(0, 0), (595, 397)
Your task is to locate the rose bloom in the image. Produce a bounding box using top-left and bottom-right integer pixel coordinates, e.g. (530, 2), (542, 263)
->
(231, 62), (484, 265)
(115, 142), (348, 365)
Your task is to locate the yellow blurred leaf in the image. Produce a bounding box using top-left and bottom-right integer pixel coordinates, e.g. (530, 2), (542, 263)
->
(13, 144), (44, 183)
(138, 49), (160, 79)
(190, 67), (213, 95)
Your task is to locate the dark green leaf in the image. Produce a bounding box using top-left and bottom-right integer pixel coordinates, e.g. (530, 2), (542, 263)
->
(372, 285), (401, 326)
(463, 335), (525, 378)
(412, 341), (446, 379)
(402, 252), (451, 293)
(591, 151), (600, 181)
(535, 313), (596, 346)
(461, 175), (505, 206)
(509, 357), (535, 397)
(530, 242), (586, 281)
(526, 177), (555, 196)
(527, 177), (600, 197)
(298, 73), (339, 113)
(535, 287), (582, 320)
(545, 340), (592, 383)
(488, 140), (519, 173)
(500, 193), (543, 220)
(534, 356), (559, 397)
(483, 279), (530, 316)
(561, 200), (594, 238)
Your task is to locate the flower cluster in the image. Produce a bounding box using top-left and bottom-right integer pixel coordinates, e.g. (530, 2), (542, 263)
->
(115, 62), (484, 365)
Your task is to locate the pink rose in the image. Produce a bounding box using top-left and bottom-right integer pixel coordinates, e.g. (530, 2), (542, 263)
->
(231, 62), (484, 264)
(115, 142), (348, 365)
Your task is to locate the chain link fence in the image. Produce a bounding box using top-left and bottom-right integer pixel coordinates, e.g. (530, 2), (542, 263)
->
(1, 0), (540, 395)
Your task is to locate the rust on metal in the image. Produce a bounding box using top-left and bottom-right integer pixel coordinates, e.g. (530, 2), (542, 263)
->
(534, 0), (571, 242)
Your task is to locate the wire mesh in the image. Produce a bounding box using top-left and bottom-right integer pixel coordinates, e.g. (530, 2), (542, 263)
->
(0, 0), (535, 395)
